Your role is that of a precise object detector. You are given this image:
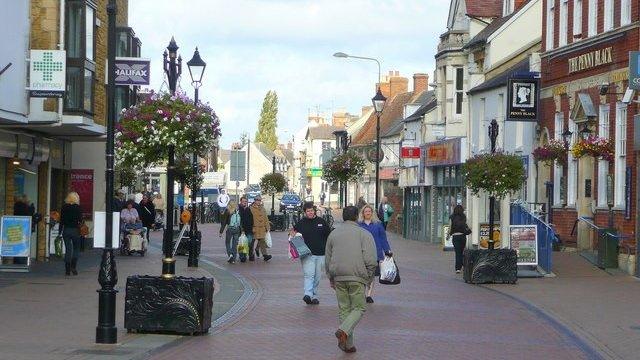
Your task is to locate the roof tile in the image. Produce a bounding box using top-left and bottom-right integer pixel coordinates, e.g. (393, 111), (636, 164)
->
(466, 0), (503, 18)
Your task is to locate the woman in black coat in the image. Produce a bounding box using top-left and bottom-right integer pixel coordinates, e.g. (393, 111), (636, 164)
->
(60, 192), (83, 276)
(138, 194), (155, 242)
(448, 205), (470, 274)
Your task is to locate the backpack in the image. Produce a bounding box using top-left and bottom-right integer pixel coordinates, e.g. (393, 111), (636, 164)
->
(229, 211), (241, 233)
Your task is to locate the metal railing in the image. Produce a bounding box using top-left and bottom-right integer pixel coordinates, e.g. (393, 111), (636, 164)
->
(510, 200), (559, 273)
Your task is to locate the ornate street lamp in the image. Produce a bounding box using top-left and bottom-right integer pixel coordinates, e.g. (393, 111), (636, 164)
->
(579, 125), (593, 140)
(561, 127), (573, 149)
(487, 119), (499, 250)
(96, 0), (118, 344)
(372, 89), (387, 209)
(186, 48), (206, 268)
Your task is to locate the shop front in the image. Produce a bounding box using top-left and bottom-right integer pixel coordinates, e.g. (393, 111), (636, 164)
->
(424, 138), (468, 245)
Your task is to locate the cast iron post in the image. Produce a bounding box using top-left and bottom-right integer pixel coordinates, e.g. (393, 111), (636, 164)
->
(375, 113), (381, 212)
(488, 119), (499, 250)
(161, 37), (181, 278)
(188, 87), (200, 267)
(96, 0), (118, 344)
(271, 155), (276, 216)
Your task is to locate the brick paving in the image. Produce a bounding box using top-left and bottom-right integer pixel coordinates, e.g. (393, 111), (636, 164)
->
(151, 222), (597, 360)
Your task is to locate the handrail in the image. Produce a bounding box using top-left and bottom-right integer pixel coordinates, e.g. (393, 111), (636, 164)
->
(512, 200), (556, 233)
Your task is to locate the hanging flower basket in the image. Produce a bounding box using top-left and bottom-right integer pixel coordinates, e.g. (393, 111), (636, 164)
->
(462, 151), (526, 199)
(322, 151), (366, 183)
(116, 91), (221, 176)
(260, 173), (287, 195)
(532, 139), (567, 166)
(570, 135), (614, 162)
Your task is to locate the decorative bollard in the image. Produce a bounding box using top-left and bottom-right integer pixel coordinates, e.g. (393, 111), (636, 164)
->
(463, 248), (517, 284)
(124, 275), (214, 334)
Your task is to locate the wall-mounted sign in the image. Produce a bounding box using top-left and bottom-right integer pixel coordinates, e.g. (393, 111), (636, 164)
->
(401, 146), (421, 159)
(424, 138), (462, 166)
(115, 57), (150, 86)
(629, 51), (640, 90)
(509, 225), (538, 266)
(568, 46), (613, 74)
(29, 50), (65, 98)
(70, 169), (94, 220)
(366, 148), (384, 163)
(507, 78), (539, 122)
(307, 167), (323, 177)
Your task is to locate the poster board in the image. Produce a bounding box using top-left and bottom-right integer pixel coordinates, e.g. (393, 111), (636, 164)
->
(442, 224), (453, 251)
(479, 223), (501, 249)
(93, 212), (121, 249)
(509, 225), (538, 266)
(70, 169), (94, 220)
(0, 216), (32, 270)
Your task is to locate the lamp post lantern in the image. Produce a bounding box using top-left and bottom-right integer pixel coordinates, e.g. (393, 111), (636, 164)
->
(372, 88), (387, 209)
(186, 47), (206, 268)
(161, 37), (182, 278)
(561, 127), (573, 150)
(96, 0), (118, 344)
(487, 119), (499, 250)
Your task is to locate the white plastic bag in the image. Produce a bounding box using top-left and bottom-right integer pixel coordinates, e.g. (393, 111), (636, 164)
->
(237, 233), (249, 254)
(265, 231), (272, 248)
(379, 256), (397, 282)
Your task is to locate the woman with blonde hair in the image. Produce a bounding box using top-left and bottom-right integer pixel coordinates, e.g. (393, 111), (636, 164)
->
(358, 204), (391, 303)
(60, 192), (82, 276)
(219, 200), (241, 263)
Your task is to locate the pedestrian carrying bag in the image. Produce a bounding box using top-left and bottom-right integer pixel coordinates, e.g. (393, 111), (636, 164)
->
(288, 241), (299, 260)
(265, 231), (272, 248)
(237, 233), (249, 254)
(289, 234), (311, 259)
(379, 256), (401, 285)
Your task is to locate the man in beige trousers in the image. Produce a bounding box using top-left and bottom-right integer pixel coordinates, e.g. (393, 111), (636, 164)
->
(325, 206), (378, 353)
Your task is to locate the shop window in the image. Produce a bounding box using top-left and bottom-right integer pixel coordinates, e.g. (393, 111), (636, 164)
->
(455, 67), (463, 116)
(588, 0), (597, 36)
(573, 0), (582, 35)
(479, 98), (486, 151)
(559, 0), (568, 46)
(621, 0), (631, 26)
(615, 103), (627, 207)
(64, 0), (96, 115)
(546, 0), (555, 50)
(604, 0), (613, 31)
(598, 105), (610, 207)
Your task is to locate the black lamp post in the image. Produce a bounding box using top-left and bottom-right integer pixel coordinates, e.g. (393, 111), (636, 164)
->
(271, 155), (276, 216)
(161, 37), (182, 278)
(487, 119), (499, 250)
(579, 125), (593, 140)
(186, 48), (206, 268)
(372, 89), (387, 209)
(96, 0), (118, 344)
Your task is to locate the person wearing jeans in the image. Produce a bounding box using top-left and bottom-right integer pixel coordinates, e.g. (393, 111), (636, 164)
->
(60, 192), (83, 276)
(291, 201), (331, 305)
(448, 205), (470, 273)
(238, 196), (253, 263)
(220, 201), (241, 263)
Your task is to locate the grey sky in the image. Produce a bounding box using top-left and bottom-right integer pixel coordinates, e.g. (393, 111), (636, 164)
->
(128, 0), (450, 148)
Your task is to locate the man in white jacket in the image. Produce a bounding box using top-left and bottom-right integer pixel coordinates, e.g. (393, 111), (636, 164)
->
(217, 189), (230, 211)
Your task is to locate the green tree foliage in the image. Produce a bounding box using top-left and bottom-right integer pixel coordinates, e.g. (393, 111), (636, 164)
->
(255, 90), (279, 151)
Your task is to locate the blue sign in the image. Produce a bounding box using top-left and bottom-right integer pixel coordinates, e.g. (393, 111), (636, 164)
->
(629, 51), (640, 90)
(0, 216), (32, 257)
(176, 194), (185, 207)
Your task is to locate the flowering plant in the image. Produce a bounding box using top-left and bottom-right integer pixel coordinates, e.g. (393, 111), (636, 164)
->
(462, 151), (526, 198)
(260, 173), (287, 195)
(322, 151), (366, 183)
(570, 136), (614, 162)
(116, 91), (221, 175)
(532, 140), (567, 166)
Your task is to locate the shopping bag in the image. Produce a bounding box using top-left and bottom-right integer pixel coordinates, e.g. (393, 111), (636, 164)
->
(237, 233), (249, 255)
(289, 234), (311, 258)
(379, 256), (401, 285)
(54, 235), (63, 257)
(288, 241), (299, 260)
(265, 231), (272, 248)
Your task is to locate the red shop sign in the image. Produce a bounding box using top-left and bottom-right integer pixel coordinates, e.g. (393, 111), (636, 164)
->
(401, 146), (421, 159)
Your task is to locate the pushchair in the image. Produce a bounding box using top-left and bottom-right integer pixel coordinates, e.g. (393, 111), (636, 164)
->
(119, 222), (147, 256)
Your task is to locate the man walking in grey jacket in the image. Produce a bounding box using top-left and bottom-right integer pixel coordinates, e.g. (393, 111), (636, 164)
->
(325, 206), (378, 353)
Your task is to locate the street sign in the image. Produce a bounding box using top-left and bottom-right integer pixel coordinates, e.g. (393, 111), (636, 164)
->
(29, 50), (65, 98)
(629, 51), (640, 90)
(401, 146), (421, 158)
(115, 57), (151, 86)
(230, 150), (246, 181)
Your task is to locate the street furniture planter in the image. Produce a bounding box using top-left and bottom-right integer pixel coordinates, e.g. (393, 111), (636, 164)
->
(597, 229), (619, 269)
(124, 275), (214, 334)
(268, 214), (286, 232)
(463, 249), (517, 284)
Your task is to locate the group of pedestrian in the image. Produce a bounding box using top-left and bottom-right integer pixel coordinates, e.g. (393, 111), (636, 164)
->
(113, 190), (165, 242)
(219, 194), (272, 263)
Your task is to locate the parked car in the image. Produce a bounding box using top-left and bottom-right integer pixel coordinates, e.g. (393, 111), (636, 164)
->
(279, 194), (302, 212)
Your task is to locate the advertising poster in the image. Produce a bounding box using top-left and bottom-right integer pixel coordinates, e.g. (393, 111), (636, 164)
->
(0, 216), (32, 257)
(479, 223), (501, 249)
(70, 169), (94, 220)
(442, 224), (453, 251)
(509, 225), (538, 266)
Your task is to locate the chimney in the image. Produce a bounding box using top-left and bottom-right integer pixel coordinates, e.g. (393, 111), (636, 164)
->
(413, 73), (429, 94)
(377, 71), (408, 99)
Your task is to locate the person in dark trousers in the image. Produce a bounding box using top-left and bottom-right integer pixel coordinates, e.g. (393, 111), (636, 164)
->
(238, 195), (254, 262)
(358, 204), (391, 304)
(377, 196), (393, 230)
(60, 192), (83, 276)
(448, 205), (470, 274)
(139, 194), (155, 242)
(325, 205), (377, 353)
(290, 201), (331, 305)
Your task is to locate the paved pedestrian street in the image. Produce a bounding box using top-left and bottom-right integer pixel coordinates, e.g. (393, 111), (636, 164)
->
(150, 221), (597, 360)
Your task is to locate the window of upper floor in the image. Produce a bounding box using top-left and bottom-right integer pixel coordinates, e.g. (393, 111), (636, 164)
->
(503, 0), (515, 16)
(64, 0), (96, 115)
(454, 67), (464, 116)
(546, 0), (555, 50)
(621, 0), (631, 26)
(573, 0), (582, 36)
(559, 0), (568, 46)
(116, 27), (141, 58)
(587, 0), (597, 36)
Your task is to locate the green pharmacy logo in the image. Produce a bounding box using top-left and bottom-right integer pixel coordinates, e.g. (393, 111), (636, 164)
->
(33, 52), (63, 82)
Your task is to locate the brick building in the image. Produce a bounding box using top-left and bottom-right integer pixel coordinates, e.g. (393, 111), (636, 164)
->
(539, 0), (637, 272)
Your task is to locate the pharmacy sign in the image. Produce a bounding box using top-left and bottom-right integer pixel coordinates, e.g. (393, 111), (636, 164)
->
(29, 50), (66, 98)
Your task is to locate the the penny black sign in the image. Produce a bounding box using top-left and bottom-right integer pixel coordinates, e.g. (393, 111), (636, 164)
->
(507, 78), (539, 122)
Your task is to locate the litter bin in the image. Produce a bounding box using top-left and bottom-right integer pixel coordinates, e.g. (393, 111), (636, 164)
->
(598, 229), (619, 269)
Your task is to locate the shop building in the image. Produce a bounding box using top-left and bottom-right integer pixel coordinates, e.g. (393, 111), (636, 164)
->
(539, 0), (637, 273)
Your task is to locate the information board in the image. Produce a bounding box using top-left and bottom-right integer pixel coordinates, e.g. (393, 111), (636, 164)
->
(509, 225), (538, 266)
(0, 216), (32, 257)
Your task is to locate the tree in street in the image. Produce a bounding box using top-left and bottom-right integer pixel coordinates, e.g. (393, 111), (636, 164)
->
(255, 90), (279, 151)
